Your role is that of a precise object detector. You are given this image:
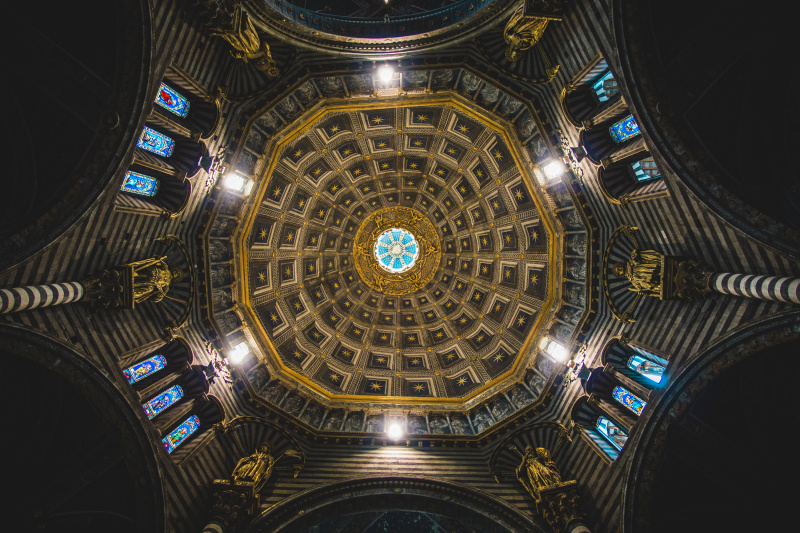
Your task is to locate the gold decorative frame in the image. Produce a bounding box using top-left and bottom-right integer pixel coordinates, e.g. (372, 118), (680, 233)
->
(352, 206), (441, 296)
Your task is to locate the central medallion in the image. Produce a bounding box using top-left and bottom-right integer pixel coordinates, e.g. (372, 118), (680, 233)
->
(374, 228), (419, 273)
(353, 206), (441, 296)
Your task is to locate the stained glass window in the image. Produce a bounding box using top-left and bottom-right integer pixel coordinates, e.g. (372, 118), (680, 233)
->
(123, 354), (167, 384)
(609, 115), (640, 143)
(612, 385), (646, 416)
(596, 416), (628, 451)
(592, 71), (619, 102)
(137, 127), (175, 157)
(627, 354), (665, 384)
(155, 83), (190, 118)
(374, 228), (419, 273)
(162, 415), (200, 453)
(121, 171), (160, 197)
(630, 157), (661, 182)
(142, 385), (184, 419)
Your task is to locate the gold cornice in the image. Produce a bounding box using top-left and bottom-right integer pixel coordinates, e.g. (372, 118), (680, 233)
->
(232, 94), (560, 407)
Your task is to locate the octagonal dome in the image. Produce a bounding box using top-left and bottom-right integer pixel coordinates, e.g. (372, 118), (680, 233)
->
(235, 96), (561, 408)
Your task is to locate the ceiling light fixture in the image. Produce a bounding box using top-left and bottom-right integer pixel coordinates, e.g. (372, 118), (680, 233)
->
(543, 160), (567, 180)
(387, 423), (404, 440)
(540, 336), (569, 362)
(378, 65), (394, 83)
(229, 341), (251, 363)
(223, 172), (254, 195)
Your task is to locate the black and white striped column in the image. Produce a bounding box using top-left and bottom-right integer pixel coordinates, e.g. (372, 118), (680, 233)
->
(710, 272), (800, 304)
(0, 282), (84, 314)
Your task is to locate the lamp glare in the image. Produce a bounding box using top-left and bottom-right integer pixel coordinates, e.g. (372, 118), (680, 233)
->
(229, 341), (251, 363)
(378, 66), (394, 83)
(543, 160), (566, 180)
(387, 423), (403, 440)
(224, 173), (247, 193)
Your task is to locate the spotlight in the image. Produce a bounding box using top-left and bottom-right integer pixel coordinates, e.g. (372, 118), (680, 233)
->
(543, 160), (567, 180)
(387, 423), (404, 440)
(229, 341), (251, 363)
(540, 337), (569, 362)
(224, 172), (253, 195)
(378, 66), (394, 83)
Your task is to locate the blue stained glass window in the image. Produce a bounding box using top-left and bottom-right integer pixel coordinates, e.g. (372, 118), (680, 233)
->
(596, 416), (628, 451)
(121, 171), (160, 197)
(609, 115), (641, 143)
(137, 127), (175, 157)
(155, 83), (190, 118)
(162, 415), (200, 453)
(627, 354), (665, 384)
(630, 157), (661, 182)
(123, 355), (167, 384)
(592, 71), (619, 102)
(612, 385), (646, 416)
(374, 228), (420, 273)
(143, 385), (184, 419)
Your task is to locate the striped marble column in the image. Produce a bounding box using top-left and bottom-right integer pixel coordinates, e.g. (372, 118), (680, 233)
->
(0, 282), (84, 314)
(710, 272), (800, 304)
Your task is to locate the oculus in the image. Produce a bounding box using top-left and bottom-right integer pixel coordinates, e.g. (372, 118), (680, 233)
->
(374, 228), (419, 273)
(353, 206), (440, 296)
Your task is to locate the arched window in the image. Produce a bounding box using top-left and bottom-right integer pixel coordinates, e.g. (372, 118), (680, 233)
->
(155, 82), (190, 118)
(609, 115), (641, 143)
(122, 354), (167, 384)
(162, 414), (200, 453)
(142, 384), (184, 419)
(137, 126), (175, 157)
(592, 71), (619, 103)
(120, 170), (160, 197)
(596, 415), (628, 451)
(627, 353), (665, 384)
(630, 156), (661, 182)
(612, 385), (646, 415)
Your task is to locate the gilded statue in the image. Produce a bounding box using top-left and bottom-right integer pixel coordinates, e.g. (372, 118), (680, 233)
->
(209, 4), (279, 76)
(504, 7), (550, 62)
(514, 445), (562, 502)
(129, 256), (183, 304)
(612, 249), (664, 297)
(230, 441), (303, 495)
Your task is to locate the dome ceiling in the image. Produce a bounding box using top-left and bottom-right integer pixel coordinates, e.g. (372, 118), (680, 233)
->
(202, 67), (595, 437)
(238, 97), (558, 406)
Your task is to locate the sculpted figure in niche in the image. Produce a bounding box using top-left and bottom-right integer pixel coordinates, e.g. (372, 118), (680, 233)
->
(450, 415), (470, 434)
(366, 415), (384, 433)
(472, 410), (492, 433)
(408, 416), (426, 434)
(129, 257), (183, 304)
(344, 412), (363, 432)
(429, 416), (449, 434)
(301, 404), (322, 428)
(612, 249), (664, 297)
(231, 441), (303, 494)
(514, 446), (562, 502)
(283, 394), (304, 416)
(231, 441), (274, 493)
(209, 4), (279, 75)
(322, 411), (344, 431)
(510, 387), (533, 409)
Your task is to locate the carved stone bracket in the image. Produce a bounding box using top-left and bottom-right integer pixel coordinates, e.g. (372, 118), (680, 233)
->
(537, 480), (586, 533)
